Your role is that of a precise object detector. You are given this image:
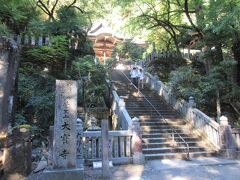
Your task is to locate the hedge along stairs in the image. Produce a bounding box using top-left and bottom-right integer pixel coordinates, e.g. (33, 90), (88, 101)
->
(111, 67), (217, 160)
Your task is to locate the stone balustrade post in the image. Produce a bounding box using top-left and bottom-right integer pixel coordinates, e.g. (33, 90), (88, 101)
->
(188, 96), (196, 108)
(119, 98), (125, 109)
(38, 35), (43, 46)
(17, 35), (21, 45)
(31, 36), (35, 46)
(24, 35), (29, 46)
(153, 73), (159, 90)
(219, 116), (236, 158)
(187, 96), (196, 122)
(101, 119), (111, 178)
(118, 98), (125, 128)
(131, 117), (145, 164)
(48, 126), (54, 166)
(76, 118), (84, 164)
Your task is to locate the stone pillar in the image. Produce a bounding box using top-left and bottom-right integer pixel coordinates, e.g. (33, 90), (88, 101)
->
(53, 80), (77, 168)
(153, 73), (159, 90)
(41, 80), (83, 180)
(131, 117), (145, 164)
(38, 35), (43, 46)
(101, 119), (111, 178)
(45, 35), (50, 45)
(187, 96), (196, 122)
(76, 118), (84, 165)
(3, 128), (32, 178)
(119, 98), (125, 109)
(151, 43), (156, 61)
(219, 116), (236, 158)
(16, 35), (21, 45)
(118, 98), (125, 128)
(31, 36), (35, 46)
(188, 96), (196, 108)
(24, 35), (29, 46)
(48, 126), (54, 166)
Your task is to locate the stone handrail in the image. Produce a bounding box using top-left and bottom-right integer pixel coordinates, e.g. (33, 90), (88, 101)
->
(77, 129), (133, 164)
(144, 72), (221, 148)
(112, 90), (132, 130)
(231, 128), (240, 150)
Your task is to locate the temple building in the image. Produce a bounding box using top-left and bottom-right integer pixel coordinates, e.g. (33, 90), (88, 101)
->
(87, 22), (148, 64)
(87, 23), (123, 64)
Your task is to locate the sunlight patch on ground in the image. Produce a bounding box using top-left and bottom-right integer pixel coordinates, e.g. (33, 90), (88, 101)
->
(205, 167), (220, 175)
(162, 159), (184, 168)
(171, 176), (191, 180)
(113, 165), (144, 180)
(115, 64), (126, 70)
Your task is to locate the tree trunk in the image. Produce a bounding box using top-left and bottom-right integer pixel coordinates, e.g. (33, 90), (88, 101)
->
(232, 32), (240, 85)
(172, 34), (181, 55)
(215, 44), (223, 63)
(1, 39), (20, 133)
(216, 89), (221, 122)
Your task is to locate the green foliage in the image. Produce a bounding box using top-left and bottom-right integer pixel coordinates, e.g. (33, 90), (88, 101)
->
(71, 55), (107, 105)
(56, 6), (89, 34)
(0, 0), (38, 34)
(24, 35), (69, 77)
(0, 22), (11, 37)
(17, 73), (55, 141)
(112, 40), (145, 60)
(169, 66), (202, 101)
(168, 59), (239, 116)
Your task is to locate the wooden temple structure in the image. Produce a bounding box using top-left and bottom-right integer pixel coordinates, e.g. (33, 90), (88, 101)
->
(87, 23), (124, 64)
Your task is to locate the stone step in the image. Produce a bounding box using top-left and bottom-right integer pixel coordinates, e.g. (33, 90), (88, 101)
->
(132, 115), (179, 120)
(138, 115), (180, 119)
(142, 128), (184, 133)
(126, 102), (167, 106)
(142, 141), (199, 148)
(142, 137), (199, 143)
(142, 133), (192, 138)
(112, 70), (216, 161)
(129, 111), (175, 115)
(127, 109), (174, 113)
(144, 151), (216, 160)
(140, 122), (188, 129)
(140, 125), (188, 131)
(138, 116), (183, 121)
(142, 146), (206, 154)
(139, 119), (185, 125)
(141, 124), (182, 128)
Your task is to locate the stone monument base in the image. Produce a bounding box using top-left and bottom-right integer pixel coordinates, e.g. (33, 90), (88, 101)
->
(40, 167), (84, 180)
(133, 152), (145, 164)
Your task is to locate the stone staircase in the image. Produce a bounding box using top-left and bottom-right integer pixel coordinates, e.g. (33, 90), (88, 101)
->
(112, 69), (216, 160)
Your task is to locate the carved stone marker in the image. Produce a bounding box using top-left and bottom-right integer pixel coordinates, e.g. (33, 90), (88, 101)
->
(53, 80), (77, 168)
(41, 80), (83, 180)
(101, 119), (111, 178)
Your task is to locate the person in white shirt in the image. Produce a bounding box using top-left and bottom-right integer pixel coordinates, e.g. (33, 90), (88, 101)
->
(138, 68), (144, 89)
(130, 67), (139, 87)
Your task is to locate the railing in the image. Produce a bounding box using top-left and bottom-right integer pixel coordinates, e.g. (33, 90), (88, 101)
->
(112, 90), (132, 130)
(231, 128), (240, 150)
(77, 130), (132, 164)
(191, 109), (221, 147)
(144, 72), (221, 149)
(12, 34), (50, 47)
(118, 69), (190, 159)
(75, 85), (138, 165)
